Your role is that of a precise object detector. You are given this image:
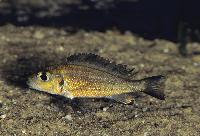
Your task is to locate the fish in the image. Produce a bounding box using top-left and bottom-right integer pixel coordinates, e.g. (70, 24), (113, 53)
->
(27, 53), (166, 104)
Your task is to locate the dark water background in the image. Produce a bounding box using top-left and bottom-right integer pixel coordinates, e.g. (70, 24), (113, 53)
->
(0, 0), (200, 42)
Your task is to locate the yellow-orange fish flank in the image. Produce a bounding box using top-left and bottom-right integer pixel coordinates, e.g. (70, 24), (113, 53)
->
(27, 53), (165, 104)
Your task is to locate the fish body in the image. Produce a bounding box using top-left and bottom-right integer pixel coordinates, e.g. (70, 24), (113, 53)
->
(27, 53), (165, 104)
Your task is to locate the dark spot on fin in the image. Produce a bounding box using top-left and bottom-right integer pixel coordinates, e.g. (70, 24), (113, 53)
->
(66, 53), (135, 78)
(143, 75), (166, 100)
(110, 93), (135, 104)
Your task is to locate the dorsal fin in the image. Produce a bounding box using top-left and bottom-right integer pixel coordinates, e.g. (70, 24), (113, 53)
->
(65, 53), (135, 78)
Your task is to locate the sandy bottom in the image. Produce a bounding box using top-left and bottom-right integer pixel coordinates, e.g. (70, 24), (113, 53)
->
(0, 25), (200, 135)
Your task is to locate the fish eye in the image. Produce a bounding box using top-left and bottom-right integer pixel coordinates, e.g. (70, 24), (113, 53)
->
(38, 72), (50, 81)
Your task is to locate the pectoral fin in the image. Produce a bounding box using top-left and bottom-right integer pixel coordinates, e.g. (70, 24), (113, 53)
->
(110, 93), (135, 104)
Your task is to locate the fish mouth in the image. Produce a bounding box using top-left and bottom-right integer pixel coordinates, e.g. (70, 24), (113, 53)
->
(26, 78), (54, 95)
(26, 79), (32, 88)
(26, 78), (34, 88)
(27, 81), (36, 90)
(27, 81), (46, 93)
(26, 78), (41, 91)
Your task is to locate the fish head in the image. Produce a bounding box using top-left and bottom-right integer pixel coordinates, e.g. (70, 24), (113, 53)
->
(27, 71), (63, 95)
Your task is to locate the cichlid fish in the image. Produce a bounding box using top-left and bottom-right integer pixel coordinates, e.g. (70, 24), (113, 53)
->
(27, 53), (165, 104)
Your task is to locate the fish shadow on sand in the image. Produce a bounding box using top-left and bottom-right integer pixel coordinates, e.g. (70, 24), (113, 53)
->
(2, 54), (57, 88)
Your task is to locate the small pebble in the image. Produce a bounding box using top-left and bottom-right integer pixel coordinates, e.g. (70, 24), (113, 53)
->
(140, 64), (145, 68)
(193, 62), (199, 66)
(144, 132), (148, 136)
(33, 31), (44, 39)
(163, 48), (169, 53)
(142, 107), (149, 112)
(57, 46), (64, 52)
(103, 107), (109, 112)
(63, 115), (72, 121)
(0, 114), (6, 119)
(134, 111), (140, 118)
(134, 114), (139, 118)
(22, 130), (26, 134)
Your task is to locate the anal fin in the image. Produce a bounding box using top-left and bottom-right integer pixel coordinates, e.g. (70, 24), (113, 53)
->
(110, 93), (135, 105)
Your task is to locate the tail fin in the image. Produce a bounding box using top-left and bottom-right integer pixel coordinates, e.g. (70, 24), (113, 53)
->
(143, 75), (166, 100)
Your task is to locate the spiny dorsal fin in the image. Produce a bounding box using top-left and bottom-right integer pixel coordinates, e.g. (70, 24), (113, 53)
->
(66, 53), (135, 78)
